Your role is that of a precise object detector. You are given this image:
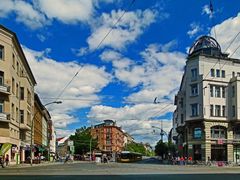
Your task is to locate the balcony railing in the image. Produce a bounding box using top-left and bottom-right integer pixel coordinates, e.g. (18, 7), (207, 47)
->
(0, 84), (11, 94)
(0, 112), (10, 122)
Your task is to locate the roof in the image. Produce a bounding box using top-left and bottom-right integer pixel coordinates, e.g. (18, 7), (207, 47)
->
(188, 35), (227, 58)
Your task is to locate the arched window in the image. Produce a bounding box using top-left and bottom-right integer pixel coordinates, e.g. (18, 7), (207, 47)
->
(211, 126), (226, 139)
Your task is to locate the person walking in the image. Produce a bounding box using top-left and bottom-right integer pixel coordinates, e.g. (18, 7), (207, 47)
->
(5, 154), (9, 166)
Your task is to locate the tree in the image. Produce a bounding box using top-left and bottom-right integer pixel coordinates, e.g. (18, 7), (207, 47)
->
(154, 140), (177, 159)
(70, 127), (98, 155)
(124, 142), (154, 156)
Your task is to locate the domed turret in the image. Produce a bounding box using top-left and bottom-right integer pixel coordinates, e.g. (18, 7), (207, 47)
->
(188, 36), (223, 57)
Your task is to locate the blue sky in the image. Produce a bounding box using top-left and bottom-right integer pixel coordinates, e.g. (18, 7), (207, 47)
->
(1, 0), (240, 145)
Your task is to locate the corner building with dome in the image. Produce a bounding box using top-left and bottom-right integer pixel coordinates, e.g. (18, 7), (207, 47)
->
(172, 36), (240, 163)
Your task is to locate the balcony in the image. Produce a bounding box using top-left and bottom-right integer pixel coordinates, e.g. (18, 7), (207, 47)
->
(20, 123), (31, 131)
(0, 112), (10, 122)
(0, 84), (11, 95)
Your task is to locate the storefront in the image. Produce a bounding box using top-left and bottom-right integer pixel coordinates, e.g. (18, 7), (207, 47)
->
(211, 144), (227, 161)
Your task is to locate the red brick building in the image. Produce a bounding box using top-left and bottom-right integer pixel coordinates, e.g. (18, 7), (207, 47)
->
(91, 120), (124, 153)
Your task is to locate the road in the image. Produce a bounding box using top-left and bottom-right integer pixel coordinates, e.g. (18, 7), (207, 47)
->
(0, 158), (240, 179)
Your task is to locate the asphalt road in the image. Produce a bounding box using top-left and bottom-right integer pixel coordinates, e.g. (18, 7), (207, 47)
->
(0, 158), (240, 179)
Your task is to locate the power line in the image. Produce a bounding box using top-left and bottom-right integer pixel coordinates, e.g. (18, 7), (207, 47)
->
(53, 0), (136, 102)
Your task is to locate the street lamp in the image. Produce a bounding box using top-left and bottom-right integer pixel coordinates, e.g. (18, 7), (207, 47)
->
(30, 100), (62, 166)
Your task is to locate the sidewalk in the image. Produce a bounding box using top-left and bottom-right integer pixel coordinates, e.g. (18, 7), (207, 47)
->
(7, 160), (93, 169)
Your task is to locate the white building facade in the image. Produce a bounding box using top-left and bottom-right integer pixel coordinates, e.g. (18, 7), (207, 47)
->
(173, 36), (240, 163)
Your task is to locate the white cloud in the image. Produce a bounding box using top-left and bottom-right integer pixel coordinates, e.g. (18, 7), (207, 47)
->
(210, 13), (240, 59)
(88, 103), (174, 145)
(87, 9), (158, 50)
(100, 42), (186, 103)
(187, 22), (202, 38)
(34, 0), (94, 24)
(23, 46), (112, 135)
(0, 0), (48, 29)
(202, 4), (213, 19)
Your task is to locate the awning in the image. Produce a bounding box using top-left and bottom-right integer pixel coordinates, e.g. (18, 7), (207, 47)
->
(0, 143), (12, 156)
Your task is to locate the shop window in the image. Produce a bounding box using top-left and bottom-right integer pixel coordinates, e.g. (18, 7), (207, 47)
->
(211, 126), (226, 139)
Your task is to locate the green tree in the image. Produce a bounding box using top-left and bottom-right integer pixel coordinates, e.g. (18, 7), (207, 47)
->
(124, 142), (154, 156)
(154, 140), (177, 159)
(70, 127), (98, 155)
(155, 140), (168, 158)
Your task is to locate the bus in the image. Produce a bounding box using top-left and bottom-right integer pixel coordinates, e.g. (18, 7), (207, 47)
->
(118, 151), (142, 163)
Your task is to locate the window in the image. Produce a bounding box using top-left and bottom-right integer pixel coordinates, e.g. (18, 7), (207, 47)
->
(0, 45), (4, 60)
(216, 69), (220, 77)
(211, 69), (215, 77)
(222, 106), (226, 117)
(191, 103), (198, 117)
(27, 89), (31, 105)
(210, 105), (214, 116)
(0, 100), (3, 113)
(181, 114), (184, 124)
(193, 128), (202, 139)
(20, 87), (24, 100)
(16, 83), (19, 98)
(11, 103), (15, 120)
(215, 86), (221, 97)
(238, 72), (240, 77)
(222, 87), (225, 98)
(191, 68), (197, 80)
(222, 70), (225, 78)
(0, 71), (3, 85)
(20, 110), (24, 123)
(232, 72), (235, 77)
(16, 107), (19, 122)
(215, 105), (221, 117)
(17, 62), (19, 75)
(210, 85), (214, 97)
(12, 78), (15, 94)
(12, 54), (15, 69)
(180, 98), (183, 108)
(232, 105), (236, 117)
(191, 84), (198, 96)
(211, 126), (226, 139)
(232, 86), (235, 97)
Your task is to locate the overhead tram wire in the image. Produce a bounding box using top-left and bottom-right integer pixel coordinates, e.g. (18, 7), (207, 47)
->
(53, 0), (136, 102)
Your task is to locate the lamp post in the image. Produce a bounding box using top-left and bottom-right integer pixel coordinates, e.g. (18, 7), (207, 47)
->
(30, 100), (62, 166)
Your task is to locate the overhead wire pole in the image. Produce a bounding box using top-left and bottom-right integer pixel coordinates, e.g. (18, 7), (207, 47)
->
(53, 0), (136, 102)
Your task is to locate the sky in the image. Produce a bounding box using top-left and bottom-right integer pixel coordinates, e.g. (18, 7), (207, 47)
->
(1, 0), (240, 146)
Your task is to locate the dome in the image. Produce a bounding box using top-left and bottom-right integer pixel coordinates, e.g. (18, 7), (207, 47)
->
(188, 36), (222, 56)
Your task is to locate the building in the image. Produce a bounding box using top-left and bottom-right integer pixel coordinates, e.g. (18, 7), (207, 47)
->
(33, 94), (51, 160)
(56, 137), (74, 157)
(48, 120), (56, 158)
(91, 120), (124, 154)
(123, 132), (134, 147)
(0, 25), (36, 163)
(173, 36), (240, 163)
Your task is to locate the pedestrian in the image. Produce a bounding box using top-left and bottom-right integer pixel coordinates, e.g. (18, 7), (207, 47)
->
(5, 154), (9, 166)
(180, 156), (184, 165)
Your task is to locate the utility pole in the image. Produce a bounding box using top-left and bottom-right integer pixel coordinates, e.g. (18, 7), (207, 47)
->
(30, 100), (62, 166)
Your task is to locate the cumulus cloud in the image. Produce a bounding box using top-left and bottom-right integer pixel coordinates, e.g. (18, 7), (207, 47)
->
(100, 42), (186, 104)
(210, 13), (240, 59)
(202, 4), (213, 19)
(88, 103), (174, 145)
(23, 46), (112, 136)
(187, 22), (203, 38)
(34, 0), (94, 24)
(87, 9), (158, 50)
(0, 0), (48, 29)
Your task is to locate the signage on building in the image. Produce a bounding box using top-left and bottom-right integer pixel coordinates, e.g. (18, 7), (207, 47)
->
(188, 144), (193, 149)
(217, 139), (223, 145)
